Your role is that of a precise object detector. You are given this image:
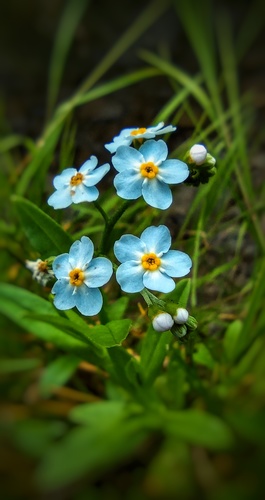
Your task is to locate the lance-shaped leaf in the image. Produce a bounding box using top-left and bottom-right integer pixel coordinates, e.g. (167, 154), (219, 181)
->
(12, 195), (72, 258)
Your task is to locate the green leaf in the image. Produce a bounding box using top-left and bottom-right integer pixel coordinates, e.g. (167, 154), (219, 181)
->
(12, 195), (72, 258)
(104, 296), (129, 320)
(226, 409), (265, 445)
(15, 120), (64, 197)
(140, 324), (172, 385)
(155, 349), (186, 409)
(29, 314), (131, 348)
(0, 134), (35, 153)
(36, 407), (147, 490)
(165, 279), (191, 307)
(223, 320), (243, 363)
(46, 0), (89, 118)
(39, 354), (80, 397)
(107, 347), (140, 393)
(193, 343), (215, 369)
(0, 358), (41, 374)
(11, 420), (67, 459)
(102, 319), (131, 347)
(0, 284), (107, 366)
(165, 409), (234, 450)
(69, 400), (126, 425)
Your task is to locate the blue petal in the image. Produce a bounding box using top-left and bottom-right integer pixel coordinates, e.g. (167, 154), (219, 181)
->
(119, 127), (138, 137)
(84, 257), (113, 287)
(52, 280), (76, 310)
(114, 235), (146, 263)
(105, 136), (132, 154)
(68, 236), (94, 269)
(79, 156), (98, 174)
(152, 124), (176, 134)
(112, 146), (143, 172)
(148, 122), (165, 132)
(142, 178), (172, 209)
(114, 170), (143, 200)
(53, 168), (76, 189)
(72, 184), (99, 203)
(116, 262), (144, 293)
(143, 270), (175, 293)
(83, 163), (110, 187)
(135, 123), (165, 138)
(140, 225), (171, 255)
(139, 139), (168, 164)
(52, 254), (71, 278)
(158, 159), (189, 184)
(47, 188), (72, 209)
(74, 286), (103, 316)
(161, 250), (192, 277)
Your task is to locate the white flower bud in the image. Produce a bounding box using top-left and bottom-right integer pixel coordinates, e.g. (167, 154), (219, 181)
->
(173, 307), (189, 324)
(152, 312), (174, 332)
(189, 144), (207, 165)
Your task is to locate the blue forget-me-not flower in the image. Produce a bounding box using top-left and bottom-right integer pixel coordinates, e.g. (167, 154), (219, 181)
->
(52, 236), (113, 316)
(105, 122), (176, 154)
(114, 225), (192, 293)
(48, 156), (110, 209)
(111, 139), (189, 209)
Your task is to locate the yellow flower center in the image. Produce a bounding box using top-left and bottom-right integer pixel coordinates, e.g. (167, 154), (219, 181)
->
(141, 253), (161, 271)
(69, 268), (85, 286)
(37, 260), (49, 273)
(130, 127), (147, 136)
(70, 172), (84, 186)
(140, 161), (159, 179)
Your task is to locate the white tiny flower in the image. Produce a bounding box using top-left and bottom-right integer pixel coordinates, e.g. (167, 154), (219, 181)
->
(189, 144), (207, 165)
(173, 307), (189, 324)
(152, 312), (174, 332)
(25, 259), (54, 286)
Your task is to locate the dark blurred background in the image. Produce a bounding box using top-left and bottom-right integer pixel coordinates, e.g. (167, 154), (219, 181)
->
(1, 0), (264, 161)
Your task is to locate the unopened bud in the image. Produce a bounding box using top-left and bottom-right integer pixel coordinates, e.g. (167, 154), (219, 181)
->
(171, 324), (188, 338)
(173, 307), (189, 324)
(206, 153), (216, 166)
(189, 144), (207, 165)
(152, 312), (174, 332)
(186, 315), (198, 330)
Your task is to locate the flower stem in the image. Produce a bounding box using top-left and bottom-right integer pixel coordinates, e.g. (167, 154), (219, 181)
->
(140, 288), (165, 308)
(185, 334), (195, 365)
(93, 200), (108, 224)
(99, 199), (131, 254)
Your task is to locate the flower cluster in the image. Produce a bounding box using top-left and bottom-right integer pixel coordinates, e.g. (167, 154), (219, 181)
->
(26, 122), (215, 327)
(151, 304), (197, 339)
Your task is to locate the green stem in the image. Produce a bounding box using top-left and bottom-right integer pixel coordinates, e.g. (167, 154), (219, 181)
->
(93, 200), (108, 224)
(140, 289), (153, 306)
(99, 199), (131, 254)
(185, 335), (195, 366)
(140, 288), (165, 308)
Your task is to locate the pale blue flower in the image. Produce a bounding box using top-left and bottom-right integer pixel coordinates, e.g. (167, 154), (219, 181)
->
(105, 122), (176, 154)
(48, 156), (110, 209)
(51, 236), (113, 316)
(112, 139), (189, 209)
(114, 225), (192, 294)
